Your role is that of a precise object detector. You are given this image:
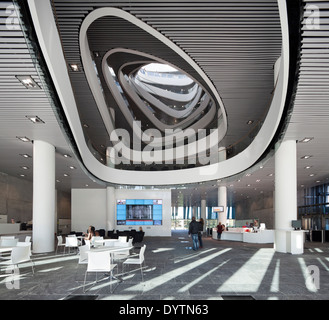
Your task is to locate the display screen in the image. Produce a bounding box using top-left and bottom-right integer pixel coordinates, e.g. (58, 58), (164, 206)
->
(117, 199), (162, 225)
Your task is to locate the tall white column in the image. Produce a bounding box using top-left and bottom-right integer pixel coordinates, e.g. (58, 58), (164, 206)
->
(201, 199), (206, 232)
(32, 140), (56, 253)
(106, 186), (115, 231)
(218, 186), (227, 226)
(274, 140), (302, 253)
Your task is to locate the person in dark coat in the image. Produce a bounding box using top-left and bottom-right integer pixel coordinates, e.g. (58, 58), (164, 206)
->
(188, 216), (199, 251)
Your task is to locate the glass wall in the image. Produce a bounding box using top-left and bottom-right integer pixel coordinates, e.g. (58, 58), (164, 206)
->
(171, 206), (235, 230)
(298, 183), (329, 230)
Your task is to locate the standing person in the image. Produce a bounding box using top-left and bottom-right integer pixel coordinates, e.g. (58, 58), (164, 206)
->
(188, 216), (199, 251)
(217, 222), (223, 240)
(198, 218), (204, 248)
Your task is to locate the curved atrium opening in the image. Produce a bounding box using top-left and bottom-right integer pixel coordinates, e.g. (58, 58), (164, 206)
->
(103, 59), (224, 171)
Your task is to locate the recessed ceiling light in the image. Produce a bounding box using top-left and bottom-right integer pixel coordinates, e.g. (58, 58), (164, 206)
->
(300, 137), (314, 143)
(17, 136), (31, 142)
(63, 173), (69, 177)
(309, 173), (315, 177)
(19, 154), (32, 158)
(301, 155), (312, 159)
(26, 115), (44, 124)
(304, 166), (312, 169)
(20, 166), (29, 170)
(19, 174), (26, 177)
(16, 75), (41, 90)
(247, 120), (254, 125)
(70, 64), (79, 72)
(68, 166), (76, 170)
(63, 154), (71, 158)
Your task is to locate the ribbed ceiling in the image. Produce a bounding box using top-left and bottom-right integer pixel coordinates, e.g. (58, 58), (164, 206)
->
(0, 0), (99, 191)
(52, 0), (282, 160)
(2, 0), (329, 205)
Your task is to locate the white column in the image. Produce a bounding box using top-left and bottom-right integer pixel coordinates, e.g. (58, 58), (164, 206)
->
(192, 206), (197, 218)
(218, 186), (227, 226)
(274, 140), (302, 253)
(201, 199), (206, 232)
(32, 140), (55, 253)
(106, 186), (115, 231)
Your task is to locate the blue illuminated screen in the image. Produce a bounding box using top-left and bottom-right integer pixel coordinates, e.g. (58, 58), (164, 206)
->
(116, 199), (163, 225)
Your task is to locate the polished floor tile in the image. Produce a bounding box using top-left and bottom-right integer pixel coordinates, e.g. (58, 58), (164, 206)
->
(1, 230), (329, 301)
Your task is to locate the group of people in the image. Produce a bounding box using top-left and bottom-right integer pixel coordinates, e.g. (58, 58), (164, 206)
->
(188, 216), (204, 251)
(188, 218), (227, 250)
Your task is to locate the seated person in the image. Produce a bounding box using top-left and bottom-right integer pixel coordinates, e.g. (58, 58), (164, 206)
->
(83, 225), (95, 241)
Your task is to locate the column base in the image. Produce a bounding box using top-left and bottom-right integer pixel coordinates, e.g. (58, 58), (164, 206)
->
(274, 230), (304, 254)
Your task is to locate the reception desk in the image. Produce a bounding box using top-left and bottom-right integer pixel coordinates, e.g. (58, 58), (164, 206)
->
(0, 223), (32, 241)
(212, 228), (274, 244)
(243, 230), (274, 244)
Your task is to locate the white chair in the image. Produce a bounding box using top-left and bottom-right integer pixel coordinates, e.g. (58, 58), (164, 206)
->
(56, 236), (65, 255)
(65, 236), (78, 254)
(104, 240), (116, 247)
(91, 236), (103, 247)
(118, 236), (127, 243)
(0, 245), (34, 275)
(17, 241), (32, 256)
(0, 238), (18, 260)
(24, 236), (31, 243)
(83, 250), (118, 293)
(112, 238), (132, 261)
(122, 244), (146, 281)
(78, 243), (90, 265)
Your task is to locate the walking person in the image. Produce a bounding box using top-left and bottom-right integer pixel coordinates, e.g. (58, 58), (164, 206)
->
(217, 222), (223, 240)
(198, 218), (204, 248)
(188, 216), (199, 251)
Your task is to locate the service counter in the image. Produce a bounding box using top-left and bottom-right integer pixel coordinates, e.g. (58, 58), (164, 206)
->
(243, 230), (274, 244)
(212, 228), (274, 244)
(0, 223), (32, 241)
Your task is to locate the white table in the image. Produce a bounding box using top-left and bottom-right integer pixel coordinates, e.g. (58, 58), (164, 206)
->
(0, 246), (14, 254)
(91, 245), (133, 254)
(94, 239), (120, 246)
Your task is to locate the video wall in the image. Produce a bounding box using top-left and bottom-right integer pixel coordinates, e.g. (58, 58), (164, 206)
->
(116, 199), (163, 225)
